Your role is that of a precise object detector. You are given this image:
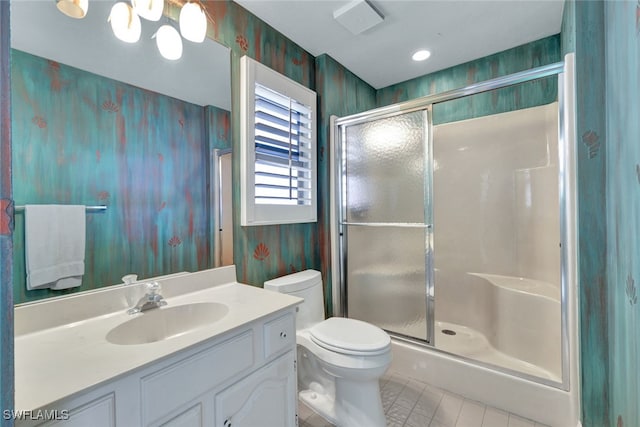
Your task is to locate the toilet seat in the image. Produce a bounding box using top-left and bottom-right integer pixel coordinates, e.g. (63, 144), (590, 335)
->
(309, 317), (391, 356)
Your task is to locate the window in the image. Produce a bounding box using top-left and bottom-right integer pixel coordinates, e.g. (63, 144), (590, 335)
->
(240, 56), (317, 226)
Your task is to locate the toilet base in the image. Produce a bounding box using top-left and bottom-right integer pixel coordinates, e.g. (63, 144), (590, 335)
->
(295, 330), (390, 427)
(334, 377), (386, 427)
(299, 388), (337, 425)
(299, 378), (386, 427)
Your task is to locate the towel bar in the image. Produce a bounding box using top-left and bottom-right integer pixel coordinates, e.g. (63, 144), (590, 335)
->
(14, 205), (107, 213)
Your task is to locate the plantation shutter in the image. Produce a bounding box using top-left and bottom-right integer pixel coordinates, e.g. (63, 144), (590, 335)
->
(254, 83), (313, 206)
(240, 55), (317, 226)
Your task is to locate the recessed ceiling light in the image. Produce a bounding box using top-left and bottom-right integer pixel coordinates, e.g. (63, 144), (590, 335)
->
(412, 50), (431, 61)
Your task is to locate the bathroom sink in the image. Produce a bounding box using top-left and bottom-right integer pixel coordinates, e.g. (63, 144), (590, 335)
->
(106, 302), (229, 345)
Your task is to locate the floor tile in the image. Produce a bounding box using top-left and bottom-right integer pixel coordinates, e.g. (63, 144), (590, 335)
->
(432, 392), (464, 426)
(386, 415), (406, 427)
(424, 383), (446, 396)
(298, 369), (550, 427)
(380, 370), (395, 389)
(388, 371), (410, 385)
(381, 370), (395, 382)
(383, 378), (407, 394)
(387, 403), (413, 423)
(508, 414), (536, 427)
(406, 410), (433, 427)
(406, 379), (428, 393)
(456, 399), (486, 427)
(297, 401), (315, 422)
(430, 419), (454, 427)
(302, 413), (334, 427)
(481, 407), (509, 427)
(382, 379), (405, 412)
(395, 384), (422, 409)
(412, 388), (443, 418)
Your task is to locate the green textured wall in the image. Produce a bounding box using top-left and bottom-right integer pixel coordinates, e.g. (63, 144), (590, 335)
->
(175, 2), (377, 298)
(569, 1), (610, 426)
(0, 1), (13, 421)
(377, 35), (561, 123)
(172, 1), (321, 287)
(206, 105), (232, 153)
(561, 1), (640, 425)
(561, 0), (576, 56)
(604, 2), (640, 426)
(315, 54), (377, 316)
(230, 47), (318, 286)
(211, 1), (319, 287)
(11, 50), (230, 304)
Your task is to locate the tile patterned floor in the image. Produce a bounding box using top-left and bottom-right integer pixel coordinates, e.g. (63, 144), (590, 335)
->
(297, 370), (550, 427)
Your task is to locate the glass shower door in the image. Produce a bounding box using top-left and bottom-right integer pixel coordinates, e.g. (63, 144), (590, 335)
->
(341, 109), (432, 342)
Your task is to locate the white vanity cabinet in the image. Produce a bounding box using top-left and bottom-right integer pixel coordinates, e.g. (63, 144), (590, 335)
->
(215, 351), (296, 427)
(26, 307), (298, 427)
(41, 391), (118, 427)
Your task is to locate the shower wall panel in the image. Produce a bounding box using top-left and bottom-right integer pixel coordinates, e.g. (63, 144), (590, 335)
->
(432, 102), (561, 379)
(432, 102), (559, 283)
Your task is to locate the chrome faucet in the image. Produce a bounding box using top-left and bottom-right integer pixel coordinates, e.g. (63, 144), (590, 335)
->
(127, 281), (167, 314)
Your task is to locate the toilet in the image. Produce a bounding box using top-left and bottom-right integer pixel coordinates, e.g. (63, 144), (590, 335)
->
(264, 270), (391, 427)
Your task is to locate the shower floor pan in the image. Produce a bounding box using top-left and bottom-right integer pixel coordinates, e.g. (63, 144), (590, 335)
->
(433, 320), (559, 382)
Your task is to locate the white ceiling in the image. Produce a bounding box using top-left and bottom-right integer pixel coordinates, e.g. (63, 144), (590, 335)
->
(233, 0), (565, 89)
(11, 0), (231, 109)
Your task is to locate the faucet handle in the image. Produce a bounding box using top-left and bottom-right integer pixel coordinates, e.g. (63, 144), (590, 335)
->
(146, 281), (161, 294)
(122, 274), (138, 285)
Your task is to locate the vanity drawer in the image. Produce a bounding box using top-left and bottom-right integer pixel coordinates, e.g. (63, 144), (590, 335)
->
(141, 330), (253, 425)
(263, 313), (295, 359)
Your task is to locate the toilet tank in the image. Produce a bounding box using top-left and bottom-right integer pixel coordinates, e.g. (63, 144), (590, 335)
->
(264, 270), (325, 330)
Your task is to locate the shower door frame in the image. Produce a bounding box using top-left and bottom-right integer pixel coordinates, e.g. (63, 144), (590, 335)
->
(331, 57), (575, 391)
(335, 107), (435, 344)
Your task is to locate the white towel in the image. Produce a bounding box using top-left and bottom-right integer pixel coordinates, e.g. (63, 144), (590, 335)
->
(25, 205), (86, 290)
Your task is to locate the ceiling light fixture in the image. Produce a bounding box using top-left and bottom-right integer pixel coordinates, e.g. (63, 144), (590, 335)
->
(109, 2), (142, 43)
(179, 1), (207, 43)
(56, 0), (89, 19)
(131, 0), (164, 22)
(155, 24), (183, 60)
(73, 0), (213, 61)
(412, 50), (431, 61)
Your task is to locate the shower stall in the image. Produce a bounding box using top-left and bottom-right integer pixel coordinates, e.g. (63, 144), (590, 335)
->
(330, 55), (579, 427)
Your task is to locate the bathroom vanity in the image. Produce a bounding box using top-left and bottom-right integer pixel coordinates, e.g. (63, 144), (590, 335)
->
(13, 266), (301, 426)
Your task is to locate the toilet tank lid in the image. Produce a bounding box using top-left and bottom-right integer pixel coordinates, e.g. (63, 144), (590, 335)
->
(264, 270), (321, 293)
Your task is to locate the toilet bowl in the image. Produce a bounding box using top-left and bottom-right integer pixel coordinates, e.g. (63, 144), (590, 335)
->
(264, 270), (391, 427)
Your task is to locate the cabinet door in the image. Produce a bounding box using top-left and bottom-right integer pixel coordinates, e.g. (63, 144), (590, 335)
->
(43, 393), (115, 427)
(215, 351), (296, 427)
(141, 331), (253, 426)
(159, 403), (203, 427)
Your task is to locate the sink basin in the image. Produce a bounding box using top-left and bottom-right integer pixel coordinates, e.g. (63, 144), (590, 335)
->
(107, 302), (229, 345)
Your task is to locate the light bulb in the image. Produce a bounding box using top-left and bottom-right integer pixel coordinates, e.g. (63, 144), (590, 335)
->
(179, 2), (207, 43)
(131, 0), (164, 22)
(155, 25), (183, 60)
(412, 50), (431, 61)
(109, 3), (142, 43)
(56, 0), (89, 19)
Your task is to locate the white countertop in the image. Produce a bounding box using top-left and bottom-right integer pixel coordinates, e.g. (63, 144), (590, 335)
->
(14, 266), (301, 411)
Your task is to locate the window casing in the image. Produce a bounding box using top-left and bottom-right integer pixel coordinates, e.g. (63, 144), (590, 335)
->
(240, 56), (317, 226)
